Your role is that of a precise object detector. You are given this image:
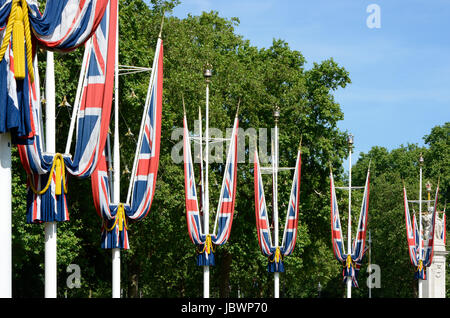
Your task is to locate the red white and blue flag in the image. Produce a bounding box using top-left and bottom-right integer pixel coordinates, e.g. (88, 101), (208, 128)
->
(403, 182), (440, 280)
(28, 0), (109, 51)
(17, 0), (116, 223)
(183, 113), (239, 266)
(91, 37), (163, 249)
(330, 167), (370, 287)
(254, 145), (302, 272)
(0, 0), (109, 142)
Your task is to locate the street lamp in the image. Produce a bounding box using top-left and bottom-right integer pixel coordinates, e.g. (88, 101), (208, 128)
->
(273, 106), (280, 123)
(348, 134), (354, 148)
(204, 65), (212, 83)
(318, 282), (322, 298)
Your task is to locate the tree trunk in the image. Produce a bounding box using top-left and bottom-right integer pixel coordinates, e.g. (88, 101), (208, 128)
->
(219, 250), (233, 297)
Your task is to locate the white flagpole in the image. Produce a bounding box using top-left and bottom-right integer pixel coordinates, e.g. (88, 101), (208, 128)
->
(65, 39), (91, 155)
(45, 51), (57, 298)
(112, 0), (121, 298)
(203, 67), (211, 298)
(368, 230), (372, 298)
(347, 134), (353, 299)
(418, 154), (424, 298)
(273, 107), (280, 298)
(0, 132), (12, 298)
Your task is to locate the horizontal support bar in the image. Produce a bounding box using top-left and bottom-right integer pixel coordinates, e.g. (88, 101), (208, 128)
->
(335, 186), (365, 190)
(42, 152), (72, 159)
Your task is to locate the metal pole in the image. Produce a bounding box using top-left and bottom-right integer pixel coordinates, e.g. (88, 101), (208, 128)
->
(347, 134), (353, 299)
(0, 132), (12, 298)
(203, 67), (212, 298)
(368, 230), (372, 298)
(273, 107), (280, 298)
(418, 154), (423, 298)
(112, 0), (120, 298)
(45, 51), (57, 298)
(65, 39), (91, 154)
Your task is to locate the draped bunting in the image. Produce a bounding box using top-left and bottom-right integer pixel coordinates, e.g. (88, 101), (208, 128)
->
(17, 0), (116, 223)
(183, 112), (239, 266)
(330, 168), (370, 287)
(403, 182), (440, 280)
(253, 146), (302, 273)
(90, 37), (163, 249)
(0, 0), (109, 142)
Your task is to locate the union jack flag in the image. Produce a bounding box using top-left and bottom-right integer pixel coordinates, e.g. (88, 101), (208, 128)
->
(0, 0), (109, 142)
(330, 167), (370, 287)
(91, 37), (163, 249)
(253, 145), (302, 272)
(254, 149), (273, 257)
(28, 0), (109, 51)
(183, 114), (205, 246)
(183, 112), (239, 266)
(17, 0), (117, 224)
(403, 182), (439, 280)
(330, 172), (345, 262)
(403, 187), (419, 268)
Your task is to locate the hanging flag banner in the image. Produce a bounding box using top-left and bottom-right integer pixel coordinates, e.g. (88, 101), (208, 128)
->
(183, 112), (239, 266)
(403, 182), (440, 280)
(17, 0), (116, 223)
(90, 37), (163, 249)
(254, 145), (301, 272)
(0, 0), (110, 143)
(330, 167), (370, 287)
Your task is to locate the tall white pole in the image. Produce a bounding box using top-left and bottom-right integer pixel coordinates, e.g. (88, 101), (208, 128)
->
(0, 132), (12, 298)
(203, 68), (211, 298)
(112, 0), (121, 298)
(45, 51), (57, 298)
(368, 230), (372, 299)
(418, 154), (423, 298)
(273, 107), (280, 298)
(203, 69), (210, 298)
(347, 134), (353, 299)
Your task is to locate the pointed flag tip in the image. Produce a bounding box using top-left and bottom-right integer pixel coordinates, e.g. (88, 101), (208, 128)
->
(158, 11), (165, 39)
(182, 94), (186, 114)
(235, 98), (241, 117)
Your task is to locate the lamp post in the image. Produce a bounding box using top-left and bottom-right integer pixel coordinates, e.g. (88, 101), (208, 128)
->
(418, 153), (424, 298)
(346, 133), (353, 298)
(272, 106), (280, 298)
(318, 282), (322, 298)
(203, 65), (212, 298)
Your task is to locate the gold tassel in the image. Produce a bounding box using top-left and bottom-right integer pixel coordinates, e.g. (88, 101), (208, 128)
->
(12, 2), (25, 80)
(55, 156), (62, 195)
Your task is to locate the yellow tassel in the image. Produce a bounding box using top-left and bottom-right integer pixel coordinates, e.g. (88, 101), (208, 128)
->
(55, 157), (62, 195)
(12, 2), (25, 80)
(199, 235), (215, 255)
(346, 254), (352, 269)
(21, 0), (34, 83)
(105, 203), (128, 232)
(29, 153), (67, 196)
(275, 247), (281, 263)
(118, 204), (124, 232)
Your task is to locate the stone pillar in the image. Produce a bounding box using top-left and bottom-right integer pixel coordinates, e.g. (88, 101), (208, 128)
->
(423, 212), (447, 298)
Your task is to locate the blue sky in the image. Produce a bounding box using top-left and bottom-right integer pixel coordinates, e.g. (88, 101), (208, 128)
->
(171, 0), (450, 166)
